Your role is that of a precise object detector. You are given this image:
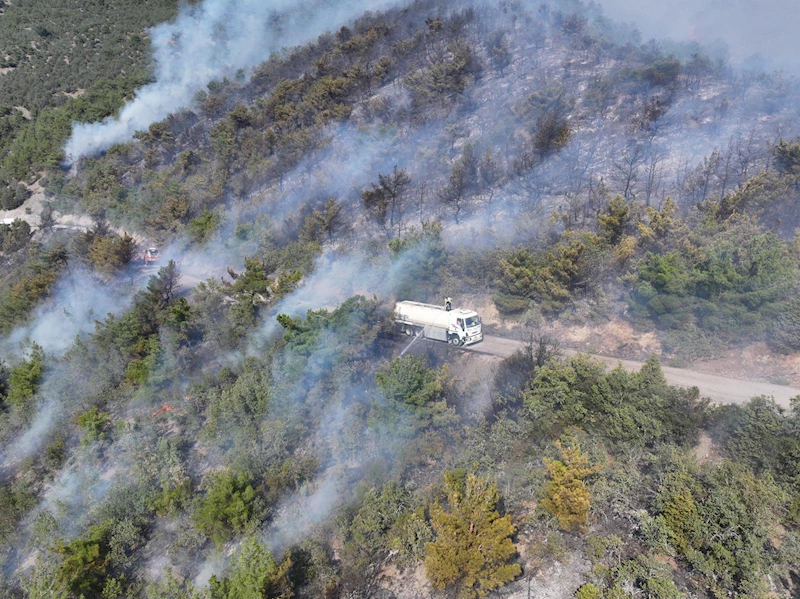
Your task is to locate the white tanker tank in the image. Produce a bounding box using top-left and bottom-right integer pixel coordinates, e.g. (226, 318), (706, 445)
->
(394, 300), (483, 346)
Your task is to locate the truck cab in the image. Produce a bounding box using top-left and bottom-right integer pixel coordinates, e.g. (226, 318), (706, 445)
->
(451, 310), (482, 346)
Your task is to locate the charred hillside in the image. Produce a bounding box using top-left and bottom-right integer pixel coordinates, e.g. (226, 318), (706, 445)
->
(59, 0), (798, 235)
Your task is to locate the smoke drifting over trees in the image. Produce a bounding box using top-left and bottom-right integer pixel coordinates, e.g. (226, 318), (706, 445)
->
(64, 0), (402, 160)
(599, 0), (800, 75)
(1, 0), (800, 597)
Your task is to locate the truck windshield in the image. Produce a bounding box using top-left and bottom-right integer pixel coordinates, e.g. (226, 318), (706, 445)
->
(465, 316), (481, 327)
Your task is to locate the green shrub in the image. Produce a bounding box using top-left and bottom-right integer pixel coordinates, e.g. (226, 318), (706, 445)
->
(0, 218), (31, 253)
(340, 482), (416, 574)
(630, 224), (796, 339)
(55, 522), (114, 598)
(710, 396), (800, 486)
(653, 459), (783, 598)
(0, 245), (66, 334)
(187, 209), (221, 244)
(768, 297), (800, 353)
(773, 137), (800, 175)
(193, 470), (263, 545)
(606, 556), (683, 599)
(494, 235), (599, 315)
(635, 58), (681, 87)
(208, 537), (292, 599)
(404, 40), (480, 111)
(0, 480), (37, 547)
(534, 110), (571, 157)
(76, 407), (110, 445)
(5, 344), (45, 407)
(373, 355), (455, 434)
(575, 582), (601, 599)
(541, 438), (603, 533)
(0, 182), (30, 210)
(523, 355), (707, 447)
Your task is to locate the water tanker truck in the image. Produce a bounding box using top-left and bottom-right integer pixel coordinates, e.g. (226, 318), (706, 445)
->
(394, 300), (483, 346)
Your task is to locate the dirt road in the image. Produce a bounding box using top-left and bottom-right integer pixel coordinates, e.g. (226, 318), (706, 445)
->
(465, 335), (800, 409)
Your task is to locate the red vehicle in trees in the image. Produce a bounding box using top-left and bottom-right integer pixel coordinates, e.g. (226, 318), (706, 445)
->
(143, 247), (159, 265)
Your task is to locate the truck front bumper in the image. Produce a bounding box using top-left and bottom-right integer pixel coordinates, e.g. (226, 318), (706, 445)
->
(464, 332), (483, 345)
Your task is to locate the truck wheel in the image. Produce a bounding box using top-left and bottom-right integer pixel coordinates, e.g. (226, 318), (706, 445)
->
(404, 326), (414, 336)
(449, 336), (462, 346)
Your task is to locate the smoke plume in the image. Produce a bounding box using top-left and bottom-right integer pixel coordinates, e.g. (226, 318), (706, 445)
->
(1, 270), (130, 358)
(64, 0), (400, 160)
(597, 0), (800, 75)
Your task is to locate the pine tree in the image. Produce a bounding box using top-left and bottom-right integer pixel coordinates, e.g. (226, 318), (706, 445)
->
(598, 195), (631, 245)
(425, 472), (521, 598)
(541, 439), (603, 533)
(208, 537), (293, 599)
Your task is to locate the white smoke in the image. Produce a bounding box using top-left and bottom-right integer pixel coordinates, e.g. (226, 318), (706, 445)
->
(2, 407), (58, 469)
(193, 552), (230, 588)
(597, 0), (800, 75)
(263, 466), (343, 553)
(1, 270), (128, 358)
(64, 0), (400, 160)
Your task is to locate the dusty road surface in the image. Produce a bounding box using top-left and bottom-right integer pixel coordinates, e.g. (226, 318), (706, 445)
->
(465, 335), (800, 409)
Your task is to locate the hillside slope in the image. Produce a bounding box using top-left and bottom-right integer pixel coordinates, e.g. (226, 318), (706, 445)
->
(0, 1), (799, 598)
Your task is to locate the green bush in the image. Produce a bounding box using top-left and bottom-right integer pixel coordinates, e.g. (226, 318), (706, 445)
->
(494, 236), (597, 315)
(376, 355), (443, 409)
(635, 58), (681, 87)
(773, 137), (800, 175)
(55, 521), (114, 598)
(340, 482), (417, 579)
(575, 582), (601, 599)
(404, 40), (480, 111)
(653, 458), (784, 597)
(0, 218), (32, 253)
(187, 209), (222, 244)
(0, 182), (30, 210)
(5, 344), (45, 407)
(388, 220), (447, 300)
(768, 296), (800, 353)
(193, 470), (263, 545)
(541, 438), (603, 533)
(605, 556), (683, 599)
(374, 355), (455, 434)
(0, 480), (37, 547)
(79, 230), (137, 274)
(0, 245), (65, 335)
(630, 223), (796, 339)
(523, 355), (707, 447)
(209, 537), (292, 599)
(533, 110), (571, 157)
(76, 407), (110, 445)
(710, 397), (800, 487)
